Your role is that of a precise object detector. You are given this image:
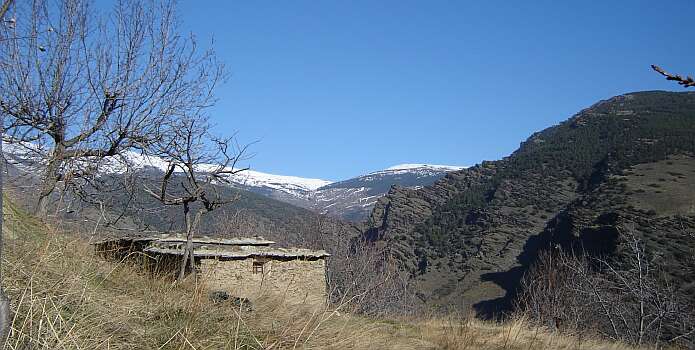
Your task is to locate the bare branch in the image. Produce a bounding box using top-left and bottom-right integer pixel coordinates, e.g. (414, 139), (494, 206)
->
(651, 65), (695, 88)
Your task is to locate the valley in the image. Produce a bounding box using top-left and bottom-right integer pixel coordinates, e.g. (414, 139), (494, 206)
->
(2, 1), (694, 348)
(2, 91), (694, 348)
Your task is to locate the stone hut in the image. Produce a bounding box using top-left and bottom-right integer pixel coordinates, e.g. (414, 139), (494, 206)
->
(93, 234), (330, 305)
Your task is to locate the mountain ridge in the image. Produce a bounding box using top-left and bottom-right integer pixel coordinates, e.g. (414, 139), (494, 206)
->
(364, 90), (695, 316)
(2, 141), (464, 221)
(110, 154), (466, 221)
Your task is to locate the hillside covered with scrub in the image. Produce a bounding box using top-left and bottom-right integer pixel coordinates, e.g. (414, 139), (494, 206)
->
(365, 91), (695, 343)
(0, 193), (640, 349)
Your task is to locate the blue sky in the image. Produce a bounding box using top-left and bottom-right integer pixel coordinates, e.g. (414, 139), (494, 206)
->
(175, 1), (695, 180)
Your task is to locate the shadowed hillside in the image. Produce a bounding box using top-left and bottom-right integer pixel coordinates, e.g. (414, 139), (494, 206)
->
(365, 91), (695, 318)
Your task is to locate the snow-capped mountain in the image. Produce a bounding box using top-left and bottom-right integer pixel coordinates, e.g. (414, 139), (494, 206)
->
(108, 151), (334, 206)
(171, 161), (465, 221)
(108, 151), (332, 195)
(212, 163), (465, 221)
(308, 164), (466, 221)
(115, 155), (465, 220)
(2, 143), (330, 202)
(2, 142), (463, 221)
(122, 158), (465, 221)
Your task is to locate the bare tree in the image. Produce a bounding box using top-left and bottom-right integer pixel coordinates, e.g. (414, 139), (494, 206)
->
(144, 115), (248, 280)
(0, 0), (224, 216)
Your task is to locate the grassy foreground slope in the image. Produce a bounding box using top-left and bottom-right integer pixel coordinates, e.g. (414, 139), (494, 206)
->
(2, 197), (636, 349)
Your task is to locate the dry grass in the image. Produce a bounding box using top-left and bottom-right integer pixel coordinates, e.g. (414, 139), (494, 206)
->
(0, 199), (643, 349)
(414, 316), (641, 350)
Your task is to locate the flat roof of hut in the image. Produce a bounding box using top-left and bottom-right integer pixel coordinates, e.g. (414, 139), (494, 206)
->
(92, 234), (328, 260)
(92, 234), (276, 246)
(145, 241), (329, 260)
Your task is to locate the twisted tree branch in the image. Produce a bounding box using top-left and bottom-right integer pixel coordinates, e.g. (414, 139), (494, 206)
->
(651, 65), (695, 88)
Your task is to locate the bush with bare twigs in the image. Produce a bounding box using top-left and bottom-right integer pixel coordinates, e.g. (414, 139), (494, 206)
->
(516, 229), (695, 348)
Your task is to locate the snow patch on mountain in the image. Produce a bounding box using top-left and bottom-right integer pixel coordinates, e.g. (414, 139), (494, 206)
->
(2, 143), (333, 198)
(120, 152), (332, 193)
(228, 169), (332, 192)
(382, 164), (466, 172)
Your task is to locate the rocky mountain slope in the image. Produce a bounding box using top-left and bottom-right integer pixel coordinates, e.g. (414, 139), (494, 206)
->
(132, 162), (463, 222)
(310, 164), (464, 221)
(364, 91), (695, 317)
(207, 164), (463, 221)
(219, 164), (463, 221)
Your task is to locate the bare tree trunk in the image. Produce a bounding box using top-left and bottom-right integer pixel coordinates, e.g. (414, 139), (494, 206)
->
(0, 291), (8, 346)
(35, 145), (65, 217)
(186, 210), (203, 280)
(36, 161), (61, 217)
(177, 203), (204, 280)
(0, 133), (10, 345)
(0, 0), (12, 331)
(178, 202), (192, 280)
(0, 0), (13, 334)
(36, 189), (53, 218)
(189, 244), (196, 279)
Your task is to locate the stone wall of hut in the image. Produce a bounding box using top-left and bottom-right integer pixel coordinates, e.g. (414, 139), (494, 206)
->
(199, 257), (327, 305)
